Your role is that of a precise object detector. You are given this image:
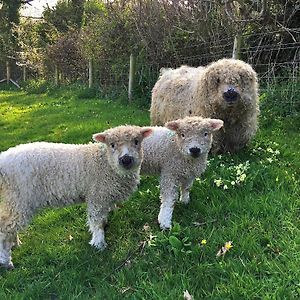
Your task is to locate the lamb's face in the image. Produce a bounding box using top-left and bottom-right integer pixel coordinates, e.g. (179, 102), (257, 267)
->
(204, 59), (257, 110)
(93, 126), (152, 174)
(166, 117), (224, 158)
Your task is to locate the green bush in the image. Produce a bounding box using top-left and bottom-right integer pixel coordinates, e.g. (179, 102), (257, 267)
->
(23, 79), (54, 94)
(0, 82), (20, 91)
(76, 86), (99, 99)
(260, 79), (300, 116)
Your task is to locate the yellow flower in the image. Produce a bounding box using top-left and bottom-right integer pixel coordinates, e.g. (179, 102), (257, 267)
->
(224, 241), (233, 250)
(216, 241), (233, 257)
(201, 239), (207, 245)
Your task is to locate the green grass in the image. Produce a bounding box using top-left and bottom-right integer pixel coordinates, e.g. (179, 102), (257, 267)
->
(0, 89), (299, 299)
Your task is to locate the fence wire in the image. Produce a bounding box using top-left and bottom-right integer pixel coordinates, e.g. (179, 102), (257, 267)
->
(0, 30), (299, 114)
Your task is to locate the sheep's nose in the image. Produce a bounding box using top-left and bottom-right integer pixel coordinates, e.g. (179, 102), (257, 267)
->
(119, 155), (134, 169)
(223, 87), (239, 103)
(189, 147), (201, 158)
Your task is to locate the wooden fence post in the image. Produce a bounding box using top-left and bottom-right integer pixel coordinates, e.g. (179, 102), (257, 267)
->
(6, 60), (11, 84)
(88, 59), (93, 88)
(22, 65), (26, 81)
(54, 64), (59, 86)
(232, 34), (242, 59)
(128, 53), (136, 102)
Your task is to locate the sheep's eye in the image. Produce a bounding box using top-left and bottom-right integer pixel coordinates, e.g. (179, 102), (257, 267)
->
(204, 132), (208, 137)
(111, 143), (115, 148)
(181, 133), (185, 138)
(134, 139), (139, 146)
(216, 78), (220, 84)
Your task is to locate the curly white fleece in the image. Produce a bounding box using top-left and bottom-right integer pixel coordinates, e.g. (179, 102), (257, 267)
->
(141, 116), (223, 229)
(150, 58), (259, 153)
(0, 125), (149, 269)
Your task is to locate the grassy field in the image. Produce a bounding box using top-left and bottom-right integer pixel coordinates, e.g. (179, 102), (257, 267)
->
(0, 88), (299, 299)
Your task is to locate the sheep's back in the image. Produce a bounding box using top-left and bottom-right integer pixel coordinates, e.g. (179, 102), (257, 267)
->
(151, 66), (204, 125)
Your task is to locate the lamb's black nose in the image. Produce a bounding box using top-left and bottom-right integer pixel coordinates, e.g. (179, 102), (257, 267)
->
(223, 87), (239, 103)
(189, 147), (201, 158)
(119, 155), (134, 169)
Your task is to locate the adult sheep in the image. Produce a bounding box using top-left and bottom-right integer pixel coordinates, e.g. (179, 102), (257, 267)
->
(150, 58), (259, 153)
(0, 125), (152, 269)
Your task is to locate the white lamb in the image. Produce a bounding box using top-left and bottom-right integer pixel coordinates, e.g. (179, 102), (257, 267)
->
(0, 125), (152, 269)
(141, 116), (223, 230)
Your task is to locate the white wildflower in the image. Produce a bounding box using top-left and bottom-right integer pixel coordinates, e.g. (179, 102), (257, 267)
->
(214, 178), (223, 187)
(239, 173), (246, 182)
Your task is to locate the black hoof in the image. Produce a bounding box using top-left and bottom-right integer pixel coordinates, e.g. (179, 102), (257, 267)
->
(0, 261), (14, 270)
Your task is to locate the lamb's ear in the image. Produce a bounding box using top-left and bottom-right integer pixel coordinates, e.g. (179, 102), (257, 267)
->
(141, 128), (152, 138)
(93, 133), (106, 143)
(207, 119), (224, 131)
(165, 120), (179, 131)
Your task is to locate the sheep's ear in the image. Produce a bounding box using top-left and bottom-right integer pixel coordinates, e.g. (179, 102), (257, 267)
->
(165, 120), (179, 131)
(141, 128), (152, 138)
(93, 133), (106, 143)
(207, 119), (224, 131)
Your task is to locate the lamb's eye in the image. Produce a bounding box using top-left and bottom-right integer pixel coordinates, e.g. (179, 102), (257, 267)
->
(216, 78), (220, 84)
(111, 143), (115, 148)
(204, 132), (208, 137)
(181, 133), (185, 138)
(134, 139), (139, 146)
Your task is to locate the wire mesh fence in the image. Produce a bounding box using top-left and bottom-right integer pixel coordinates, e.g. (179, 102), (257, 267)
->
(131, 30), (300, 114)
(0, 30), (299, 114)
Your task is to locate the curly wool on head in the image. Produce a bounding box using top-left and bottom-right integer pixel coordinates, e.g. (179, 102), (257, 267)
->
(150, 58), (259, 154)
(98, 125), (148, 142)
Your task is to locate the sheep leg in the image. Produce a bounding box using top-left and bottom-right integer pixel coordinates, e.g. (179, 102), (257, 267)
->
(179, 178), (194, 204)
(0, 202), (19, 269)
(88, 221), (107, 250)
(0, 232), (14, 269)
(158, 178), (178, 230)
(87, 201), (109, 250)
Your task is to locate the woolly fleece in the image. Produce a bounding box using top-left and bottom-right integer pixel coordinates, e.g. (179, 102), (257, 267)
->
(141, 116), (223, 229)
(150, 58), (259, 153)
(0, 125), (151, 269)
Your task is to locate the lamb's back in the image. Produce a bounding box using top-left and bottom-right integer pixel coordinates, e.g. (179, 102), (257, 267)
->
(141, 127), (178, 175)
(0, 142), (105, 203)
